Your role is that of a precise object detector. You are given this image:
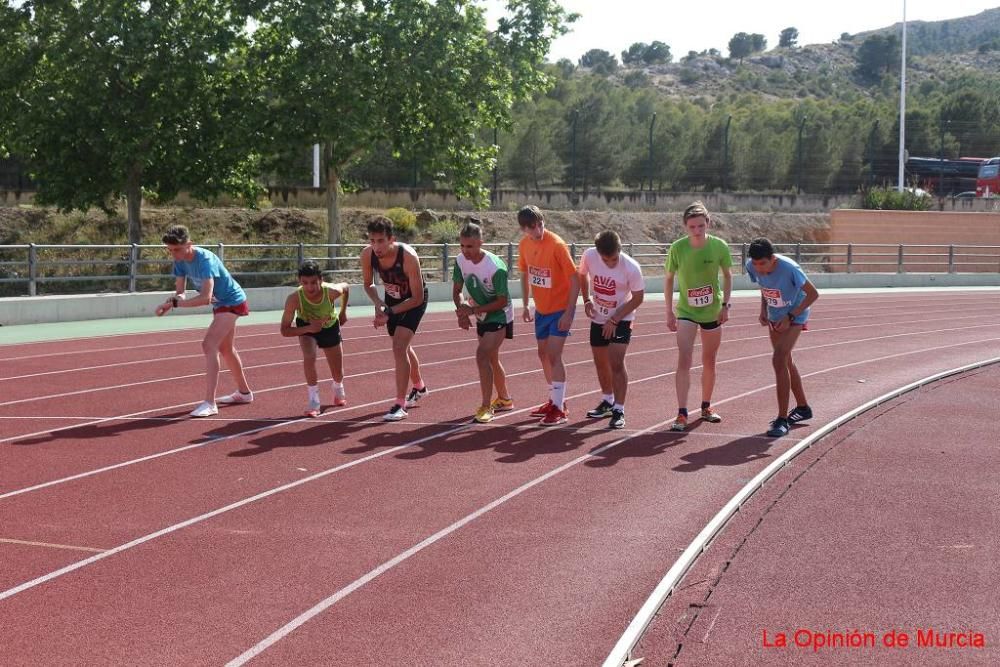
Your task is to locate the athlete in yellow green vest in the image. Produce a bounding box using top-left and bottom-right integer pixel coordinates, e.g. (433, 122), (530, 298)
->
(280, 261), (350, 416)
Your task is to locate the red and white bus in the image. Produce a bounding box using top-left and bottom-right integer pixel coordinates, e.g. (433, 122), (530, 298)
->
(976, 157), (1000, 197)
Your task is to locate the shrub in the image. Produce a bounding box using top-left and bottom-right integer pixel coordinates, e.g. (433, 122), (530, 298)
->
(860, 186), (933, 211)
(426, 218), (459, 244)
(384, 207), (417, 237)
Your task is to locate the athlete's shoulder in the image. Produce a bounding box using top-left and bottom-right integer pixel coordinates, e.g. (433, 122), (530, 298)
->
(545, 230), (568, 247)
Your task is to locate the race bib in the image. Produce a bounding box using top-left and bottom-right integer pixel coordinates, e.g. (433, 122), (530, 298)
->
(384, 283), (402, 299)
(594, 295), (618, 319)
(762, 288), (784, 308)
(528, 266), (552, 289)
(687, 286), (714, 307)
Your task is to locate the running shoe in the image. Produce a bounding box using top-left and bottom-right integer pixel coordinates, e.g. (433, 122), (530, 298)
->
(539, 406), (568, 426)
(788, 405), (813, 423)
(700, 407), (722, 423)
(586, 399), (614, 419)
(404, 386), (428, 408)
(766, 417), (790, 438)
(190, 401), (218, 417)
(608, 408), (626, 429)
(304, 398), (322, 418)
(383, 404), (408, 422)
(218, 391), (254, 405)
(490, 397), (515, 412)
(474, 406), (495, 424)
(333, 385), (347, 407)
(670, 414), (687, 432)
(530, 400), (554, 417)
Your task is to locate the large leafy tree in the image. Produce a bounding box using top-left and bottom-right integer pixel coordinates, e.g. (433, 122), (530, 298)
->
(0, 0), (261, 243)
(251, 0), (573, 251)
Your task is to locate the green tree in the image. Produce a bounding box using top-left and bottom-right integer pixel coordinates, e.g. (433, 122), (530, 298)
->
(728, 33), (754, 64)
(0, 0), (261, 243)
(580, 48), (619, 75)
(779, 27), (798, 48)
(621, 42), (648, 65)
(505, 118), (563, 190)
(251, 0), (573, 250)
(643, 41), (672, 64)
(855, 34), (900, 83)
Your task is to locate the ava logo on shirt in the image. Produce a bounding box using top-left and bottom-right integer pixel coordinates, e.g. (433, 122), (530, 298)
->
(593, 275), (617, 296)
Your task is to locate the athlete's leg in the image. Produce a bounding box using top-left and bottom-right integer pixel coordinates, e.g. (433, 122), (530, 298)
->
(204, 313), (246, 402)
(322, 344), (344, 384)
(699, 326), (723, 405)
(608, 342), (629, 405)
(477, 329), (506, 407)
(769, 325), (803, 418)
(591, 345), (613, 396)
(298, 335), (319, 385)
(674, 320), (698, 411)
(535, 338), (553, 386)
(392, 326), (416, 403)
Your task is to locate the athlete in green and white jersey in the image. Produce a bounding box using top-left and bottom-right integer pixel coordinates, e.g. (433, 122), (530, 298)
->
(452, 221), (514, 423)
(664, 201), (733, 431)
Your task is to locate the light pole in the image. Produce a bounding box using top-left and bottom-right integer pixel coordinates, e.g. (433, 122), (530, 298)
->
(797, 116), (807, 194)
(897, 0), (908, 191)
(647, 112), (656, 192)
(571, 109), (579, 196)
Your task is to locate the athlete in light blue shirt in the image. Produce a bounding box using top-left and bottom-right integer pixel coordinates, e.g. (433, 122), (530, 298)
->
(744, 253), (810, 325)
(172, 247), (246, 307)
(746, 238), (820, 438)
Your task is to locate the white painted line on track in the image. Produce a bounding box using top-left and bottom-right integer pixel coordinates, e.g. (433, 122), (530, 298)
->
(222, 338), (1000, 664)
(0, 537), (106, 554)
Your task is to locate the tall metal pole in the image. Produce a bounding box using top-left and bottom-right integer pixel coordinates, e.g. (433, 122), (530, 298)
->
(492, 127), (499, 206)
(647, 112), (657, 192)
(722, 115), (732, 192)
(571, 109), (579, 195)
(797, 116), (807, 194)
(897, 0), (907, 191)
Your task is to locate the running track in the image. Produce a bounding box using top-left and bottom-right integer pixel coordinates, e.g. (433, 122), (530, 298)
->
(1, 291), (999, 665)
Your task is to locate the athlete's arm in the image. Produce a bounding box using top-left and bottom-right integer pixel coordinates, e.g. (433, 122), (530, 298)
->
(789, 281), (819, 319)
(611, 290), (644, 323)
(174, 277), (214, 308)
(719, 265), (733, 324)
(361, 247), (385, 312)
(280, 293), (322, 336)
(664, 272), (678, 331)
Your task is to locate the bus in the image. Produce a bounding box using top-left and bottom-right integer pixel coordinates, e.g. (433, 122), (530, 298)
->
(905, 156), (985, 196)
(976, 157), (1000, 197)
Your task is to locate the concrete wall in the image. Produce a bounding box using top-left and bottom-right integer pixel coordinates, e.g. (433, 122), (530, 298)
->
(4, 274), (1000, 326)
(829, 209), (1000, 273)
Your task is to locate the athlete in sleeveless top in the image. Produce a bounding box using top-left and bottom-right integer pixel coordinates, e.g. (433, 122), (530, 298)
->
(361, 215), (429, 422)
(280, 261), (350, 417)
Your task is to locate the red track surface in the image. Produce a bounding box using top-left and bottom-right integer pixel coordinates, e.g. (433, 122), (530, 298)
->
(641, 363), (1000, 666)
(1, 291), (999, 665)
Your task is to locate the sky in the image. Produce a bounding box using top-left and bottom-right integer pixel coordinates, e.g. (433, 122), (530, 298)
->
(484, 0), (1000, 62)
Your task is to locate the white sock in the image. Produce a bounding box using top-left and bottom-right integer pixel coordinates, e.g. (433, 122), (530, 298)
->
(613, 402), (624, 411)
(551, 381), (567, 409)
(603, 393), (614, 404)
(332, 379), (344, 394)
(307, 384), (320, 401)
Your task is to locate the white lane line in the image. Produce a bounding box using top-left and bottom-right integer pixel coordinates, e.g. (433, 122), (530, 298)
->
(0, 537), (106, 554)
(2, 321), (996, 499)
(2, 335), (996, 619)
(224, 337), (1000, 664)
(0, 309), (988, 409)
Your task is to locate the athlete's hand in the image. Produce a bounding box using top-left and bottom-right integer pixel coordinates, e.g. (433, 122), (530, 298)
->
(557, 311), (573, 332)
(338, 309), (348, 325)
(771, 317), (790, 333)
(584, 301), (595, 319)
(456, 303), (475, 317)
(457, 311), (472, 330)
(374, 312), (389, 328)
(522, 307), (534, 323)
(718, 307), (730, 325)
(305, 318), (327, 333)
(667, 311), (678, 332)
(759, 313), (769, 327)
(601, 320), (617, 340)
(155, 302), (171, 317)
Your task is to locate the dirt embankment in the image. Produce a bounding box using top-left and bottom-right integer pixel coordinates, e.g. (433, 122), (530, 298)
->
(0, 206), (830, 247)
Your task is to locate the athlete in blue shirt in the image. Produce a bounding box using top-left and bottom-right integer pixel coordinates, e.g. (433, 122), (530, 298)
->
(745, 238), (820, 437)
(155, 225), (254, 417)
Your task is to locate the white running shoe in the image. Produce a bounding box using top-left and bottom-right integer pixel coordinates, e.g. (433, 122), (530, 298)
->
(304, 398), (322, 418)
(404, 386), (428, 409)
(190, 401), (218, 417)
(383, 404), (408, 421)
(218, 391), (254, 405)
(333, 386), (347, 407)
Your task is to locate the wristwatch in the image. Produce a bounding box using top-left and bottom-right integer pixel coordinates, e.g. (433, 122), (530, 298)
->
(382, 304), (393, 316)
(722, 302), (731, 309)
(171, 296), (179, 308)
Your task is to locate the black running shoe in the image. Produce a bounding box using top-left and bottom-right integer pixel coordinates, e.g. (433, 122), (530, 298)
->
(586, 399), (614, 419)
(788, 405), (813, 423)
(383, 404), (408, 422)
(404, 386), (428, 408)
(766, 417), (790, 438)
(608, 408), (626, 429)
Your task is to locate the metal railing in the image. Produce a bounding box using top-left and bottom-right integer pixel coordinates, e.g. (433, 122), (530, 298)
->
(1, 242), (999, 297)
